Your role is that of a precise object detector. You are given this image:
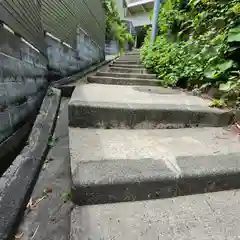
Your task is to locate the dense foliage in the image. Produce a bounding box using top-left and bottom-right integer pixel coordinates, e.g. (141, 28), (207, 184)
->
(104, 0), (134, 53)
(141, 0), (240, 106)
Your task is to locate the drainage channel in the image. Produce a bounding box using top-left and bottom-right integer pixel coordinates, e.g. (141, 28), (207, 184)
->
(0, 120), (34, 177)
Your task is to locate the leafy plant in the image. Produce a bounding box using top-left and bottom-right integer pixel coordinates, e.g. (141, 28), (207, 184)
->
(209, 99), (227, 108)
(48, 136), (59, 148)
(141, 0), (240, 106)
(61, 192), (72, 203)
(228, 27), (240, 42)
(219, 71), (240, 99)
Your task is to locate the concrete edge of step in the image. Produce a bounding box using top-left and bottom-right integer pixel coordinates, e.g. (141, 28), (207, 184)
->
(71, 153), (240, 206)
(87, 76), (160, 86)
(96, 71), (157, 79)
(0, 87), (61, 240)
(108, 66), (147, 73)
(114, 60), (141, 63)
(68, 101), (233, 129)
(52, 56), (119, 97)
(110, 63), (144, 68)
(109, 66), (146, 70)
(123, 53), (140, 56)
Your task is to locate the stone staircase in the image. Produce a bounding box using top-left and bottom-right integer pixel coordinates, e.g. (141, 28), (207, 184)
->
(69, 50), (240, 239)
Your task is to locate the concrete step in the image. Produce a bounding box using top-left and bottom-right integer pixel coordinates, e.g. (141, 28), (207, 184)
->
(70, 190), (240, 239)
(118, 57), (140, 61)
(118, 55), (140, 59)
(110, 63), (144, 68)
(87, 76), (159, 86)
(123, 54), (140, 57)
(69, 127), (240, 205)
(124, 52), (140, 56)
(114, 60), (142, 64)
(96, 71), (156, 79)
(68, 84), (232, 129)
(108, 66), (147, 74)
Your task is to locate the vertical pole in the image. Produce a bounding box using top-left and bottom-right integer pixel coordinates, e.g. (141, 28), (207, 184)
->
(151, 0), (161, 44)
(135, 35), (138, 48)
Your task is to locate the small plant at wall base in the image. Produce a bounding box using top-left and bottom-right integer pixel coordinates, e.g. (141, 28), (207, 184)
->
(104, 0), (134, 54)
(141, 0), (240, 107)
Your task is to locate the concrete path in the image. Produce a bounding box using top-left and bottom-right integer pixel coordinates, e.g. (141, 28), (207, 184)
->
(70, 189), (240, 240)
(68, 50), (240, 239)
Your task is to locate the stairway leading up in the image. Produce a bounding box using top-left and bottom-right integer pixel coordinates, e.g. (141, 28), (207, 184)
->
(68, 49), (240, 240)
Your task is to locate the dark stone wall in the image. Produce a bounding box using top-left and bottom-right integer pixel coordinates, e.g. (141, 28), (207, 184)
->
(0, 25), (105, 144)
(0, 0), (106, 146)
(46, 28), (104, 80)
(0, 25), (48, 143)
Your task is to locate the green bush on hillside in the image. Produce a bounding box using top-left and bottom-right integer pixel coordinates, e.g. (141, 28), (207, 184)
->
(141, 0), (240, 106)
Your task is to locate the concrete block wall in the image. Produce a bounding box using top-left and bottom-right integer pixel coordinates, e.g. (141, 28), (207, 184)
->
(0, 25), (105, 144)
(77, 35), (101, 65)
(105, 40), (132, 55)
(0, 26), (48, 143)
(0, 0), (106, 146)
(46, 30), (104, 79)
(46, 36), (81, 76)
(105, 40), (120, 55)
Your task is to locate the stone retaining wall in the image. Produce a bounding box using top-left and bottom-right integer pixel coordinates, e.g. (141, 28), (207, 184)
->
(0, 26), (47, 143)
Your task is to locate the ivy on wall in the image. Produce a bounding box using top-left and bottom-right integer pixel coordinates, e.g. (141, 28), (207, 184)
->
(141, 0), (240, 107)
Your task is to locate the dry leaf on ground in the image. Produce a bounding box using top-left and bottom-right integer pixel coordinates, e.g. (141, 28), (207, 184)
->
(15, 232), (24, 239)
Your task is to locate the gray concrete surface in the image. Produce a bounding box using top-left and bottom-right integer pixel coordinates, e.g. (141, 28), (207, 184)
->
(68, 84), (232, 128)
(96, 71), (156, 79)
(114, 60), (142, 64)
(124, 52), (141, 56)
(69, 127), (240, 204)
(70, 189), (240, 240)
(108, 66), (147, 74)
(110, 63), (144, 68)
(118, 56), (141, 61)
(87, 76), (159, 86)
(105, 55), (119, 61)
(16, 98), (74, 240)
(0, 88), (61, 240)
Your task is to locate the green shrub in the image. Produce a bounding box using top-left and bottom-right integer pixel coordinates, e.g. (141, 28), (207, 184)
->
(141, 0), (240, 106)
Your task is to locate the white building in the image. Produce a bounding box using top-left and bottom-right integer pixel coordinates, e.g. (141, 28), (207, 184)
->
(116, 0), (154, 27)
(115, 0), (154, 47)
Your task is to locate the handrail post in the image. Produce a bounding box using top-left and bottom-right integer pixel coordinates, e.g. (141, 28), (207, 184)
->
(151, 0), (161, 44)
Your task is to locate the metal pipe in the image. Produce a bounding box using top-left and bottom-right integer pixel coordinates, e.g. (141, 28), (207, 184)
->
(151, 0), (161, 44)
